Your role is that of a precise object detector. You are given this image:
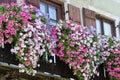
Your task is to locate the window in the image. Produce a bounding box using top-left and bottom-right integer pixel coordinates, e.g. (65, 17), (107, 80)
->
(40, 0), (64, 25)
(103, 22), (112, 36)
(83, 8), (116, 37)
(40, 2), (57, 25)
(26, 0), (64, 25)
(96, 19), (101, 34)
(96, 16), (116, 37)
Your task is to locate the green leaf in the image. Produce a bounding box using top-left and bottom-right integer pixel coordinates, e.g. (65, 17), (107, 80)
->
(41, 16), (47, 24)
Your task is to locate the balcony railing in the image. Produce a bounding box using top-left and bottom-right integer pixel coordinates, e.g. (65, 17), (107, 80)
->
(36, 57), (77, 79)
(0, 43), (76, 79)
(0, 43), (110, 80)
(0, 43), (18, 65)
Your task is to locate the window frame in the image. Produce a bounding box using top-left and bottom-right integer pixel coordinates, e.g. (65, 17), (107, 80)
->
(40, 0), (65, 20)
(40, 2), (57, 24)
(96, 15), (116, 37)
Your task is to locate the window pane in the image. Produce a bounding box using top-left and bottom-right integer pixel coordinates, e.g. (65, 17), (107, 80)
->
(50, 19), (56, 25)
(103, 22), (112, 37)
(40, 2), (47, 15)
(49, 5), (57, 20)
(96, 19), (101, 34)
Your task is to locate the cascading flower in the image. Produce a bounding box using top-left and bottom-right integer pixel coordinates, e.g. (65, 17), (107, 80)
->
(0, 2), (48, 75)
(11, 22), (46, 75)
(104, 38), (120, 80)
(0, 2), (120, 80)
(51, 20), (112, 80)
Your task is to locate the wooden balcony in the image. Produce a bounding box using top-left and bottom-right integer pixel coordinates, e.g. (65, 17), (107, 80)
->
(0, 43), (19, 65)
(0, 43), (76, 79)
(36, 57), (77, 79)
(0, 43), (110, 80)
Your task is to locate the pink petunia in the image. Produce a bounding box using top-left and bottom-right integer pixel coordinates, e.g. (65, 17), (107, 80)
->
(61, 33), (64, 36)
(0, 20), (2, 24)
(26, 53), (31, 57)
(10, 30), (17, 35)
(45, 37), (51, 41)
(66, 51), (71, 56)
(15, 15), (19, 18)
(7, 4), (10, 10)
(58, 50), (64, 57)
(12, 12), (16, 15)
(5, 33), (10, 38)
(5, 13), (10, 18)
(68, 34), (72, 38)
(22, 18), (28, 23)
(58, 42), (63, 47)
(109, 71), (115, 77)
(5, 30), (10, 34)
(115, 57), (119, 61)
(70, 42), (75, 47)
(83, 48), (88, 53)
(51, 28), (57, 35)
(11, 2), (15, 6)
(20, 11), (26, 17)
(25, 61), (31, 67)
(114, 68), (120, 72)
(66, 59), (71, 64)
(118, 74), (120, 79)
(107, 62), (112, 66)
(0, 38), (2, 44)
(60, 46), (64, 50)
(66, 23), (69, 28)
(53, 49), (57, 54)
(8, 20), (14, 27)
(111, 49), (114, 53)
(71, 62), (77, 67)
(68, 20), (73, 22)
(16, 23), (21, 26)
(1, 3), (6, 6)
(79, 45), (84, 50)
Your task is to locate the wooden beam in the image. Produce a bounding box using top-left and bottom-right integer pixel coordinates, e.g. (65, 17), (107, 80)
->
(0, 62), (69, 80)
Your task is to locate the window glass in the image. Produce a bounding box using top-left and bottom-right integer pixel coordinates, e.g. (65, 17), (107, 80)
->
(96, 19), (101, 34)
(103, 22), (112, 37)
(50, 20), (56, 25)
(40, 2), (57, 25)
(40, 2), (47, 15)
(49, 5), (57, 20)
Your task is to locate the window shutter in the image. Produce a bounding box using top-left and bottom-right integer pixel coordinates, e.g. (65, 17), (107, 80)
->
(68, 4), (81, 24)
(111, 21), (116, 37)
(0, 0), (8, 3)
(0, 0), (16, 3)
(83, 8), (96, 28)
(26, 0), (40, 8)
(10, 0), (16, 3)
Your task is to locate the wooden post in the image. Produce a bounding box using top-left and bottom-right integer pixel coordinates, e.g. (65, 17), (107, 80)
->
(2, 37), (4, 48)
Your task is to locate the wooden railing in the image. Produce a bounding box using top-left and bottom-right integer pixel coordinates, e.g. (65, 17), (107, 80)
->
(36, 57), (77, 79)
(0, 44), (110, 80)
(0, 43), (18, 65)
(0, 43), (76, 79)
